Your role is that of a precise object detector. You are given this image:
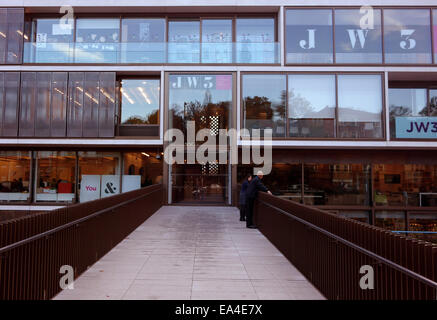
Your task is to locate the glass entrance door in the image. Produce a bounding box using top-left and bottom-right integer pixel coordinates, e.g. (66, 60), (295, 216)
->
(171, 162), (229, 205)
(167, 73), (233, 205)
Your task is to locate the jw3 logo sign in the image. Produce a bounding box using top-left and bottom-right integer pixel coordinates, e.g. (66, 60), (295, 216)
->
(164, 121), (273, 175)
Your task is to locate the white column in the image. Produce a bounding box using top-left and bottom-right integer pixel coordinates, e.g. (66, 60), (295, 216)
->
(384, 71), (390, 141)
(279, 6), (285, 66)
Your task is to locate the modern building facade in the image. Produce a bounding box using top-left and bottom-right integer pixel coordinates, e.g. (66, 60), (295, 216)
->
(0, 1), (437, 242)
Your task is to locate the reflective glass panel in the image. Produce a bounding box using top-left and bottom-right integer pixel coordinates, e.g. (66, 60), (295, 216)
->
(75, 19), (120, 63)
(123, 152), (163, 191)
(168, 74), (232, 140)
(243, 74), (286, 137)
(303, 163), (371, 206)
(288, 74), (336, 138)
(0, 151), (30, 202)
(384, 9), (432, 64)
(373, 164), (437, 207)
(120, 79), (160, 125)
(334, 9), (382, 63)
(168, 21), (200, 63)
(337, 74), (383, 138)
(121, 18), (165, 63)
(202, 19), (232, 63)
(375, 211), (406, 231)
(35, 151), (76, 202)
(286, 9), (333, 64)
(78, 152), (120, 202)
(236, 18), (276, 63)
(388, 88), (428, 139)
(32, 18), (74, 63)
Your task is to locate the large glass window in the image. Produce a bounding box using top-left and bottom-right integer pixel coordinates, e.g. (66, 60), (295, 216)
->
(286, 9), (333, 64)
(78, 152), (120, 202)
(243, 74), (286, 137)
(236, 18), (276, 63)
(35, 151), (76, 202)
(168, 21), (200, 63)
(337, 74), (383, 138)
(120, 79), (160, 125)
(373, 164), (437, 207)
(202, 19), (232, 63)
(75, 19), (120, 63)
(430, 90), (437, 116)
(288, 74), (336, 138)
(434, 10), (437, 64)
(384, 9), (432, 64)
(334, 9), (382, 64)
(409, 212), (437, 243)
(31, 18), (74, 63)
(304, 163), (371, 206)
(375, 211), (406, 231)
(121, 18), (165, 63)
(123, 152), (163, 192)
(388, 88), (428, 139)
(168, 73), (232, 138)
(0, 151), (30, 202)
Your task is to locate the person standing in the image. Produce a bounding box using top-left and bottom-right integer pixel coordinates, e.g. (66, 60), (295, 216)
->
(245, 170), (272, 229)
(239, 175), (252, 221)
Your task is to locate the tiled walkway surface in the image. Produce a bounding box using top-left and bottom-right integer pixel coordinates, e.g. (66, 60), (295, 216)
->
(54, 206), (325, 300)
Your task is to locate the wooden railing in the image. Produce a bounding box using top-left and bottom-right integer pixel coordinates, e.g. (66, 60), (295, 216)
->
(255, 192), (437, 300)
(0, 184), (163, 300)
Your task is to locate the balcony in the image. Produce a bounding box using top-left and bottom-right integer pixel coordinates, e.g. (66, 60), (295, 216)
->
(23, 42), (280, 64)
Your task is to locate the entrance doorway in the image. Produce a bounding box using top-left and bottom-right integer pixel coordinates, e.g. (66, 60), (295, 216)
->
(167, 73), (234, 205)
(171, 162), (229, 205)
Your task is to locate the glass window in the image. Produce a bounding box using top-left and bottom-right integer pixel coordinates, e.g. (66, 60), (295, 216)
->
(384, 9), (432, 64)
(78, 152), (120, 202)
(337, 74), (383, 138)
(409, 212), (437, 244)
(429, 89), (437, 116)
(168, 74), (232, 139)
(375, 211), (406, 231)
(288, 74), (336, 138)
(202, 19), (232, 63)
(0, 151), (30, 202)
(242, 74), (286, 137)
(32, 18), (74, 63)
(339, 211), (370, 224)
(75, 19), (120, 63)
(286, 9), (333, 64)
(434, 10), (437, 64)
(123, 152), (163, 191)
(237, 163), (302, 203)
(121, 18), (165, 63)
(35, 151), (76, 202)
(120, 79), (160, 125)
(168, 21), (200, 63)
(236, 18), (276, 63)
(373, 164), (437, 207)
(388, 88), (428, 139)
(303, 163), (371, 206)
(334, 9), (382, 63)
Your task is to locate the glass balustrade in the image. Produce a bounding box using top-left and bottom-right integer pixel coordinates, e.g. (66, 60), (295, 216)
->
(23, 42), (280, 64)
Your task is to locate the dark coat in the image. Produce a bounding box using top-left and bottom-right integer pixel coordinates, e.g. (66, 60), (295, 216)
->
(239, 180), (249, 205)
(245, 176), (268, 200)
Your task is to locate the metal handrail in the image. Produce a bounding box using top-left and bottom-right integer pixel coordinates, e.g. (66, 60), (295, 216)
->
(0, 187), (161, 254)
(259, 199), (437, 290)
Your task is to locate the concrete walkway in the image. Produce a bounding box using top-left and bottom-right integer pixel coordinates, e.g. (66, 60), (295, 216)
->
(54, 206), (325, 300)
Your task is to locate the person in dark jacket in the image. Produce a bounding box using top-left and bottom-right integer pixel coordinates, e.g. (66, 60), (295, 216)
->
(245, 170), (272, 229)
(239, 175), (252, 221)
